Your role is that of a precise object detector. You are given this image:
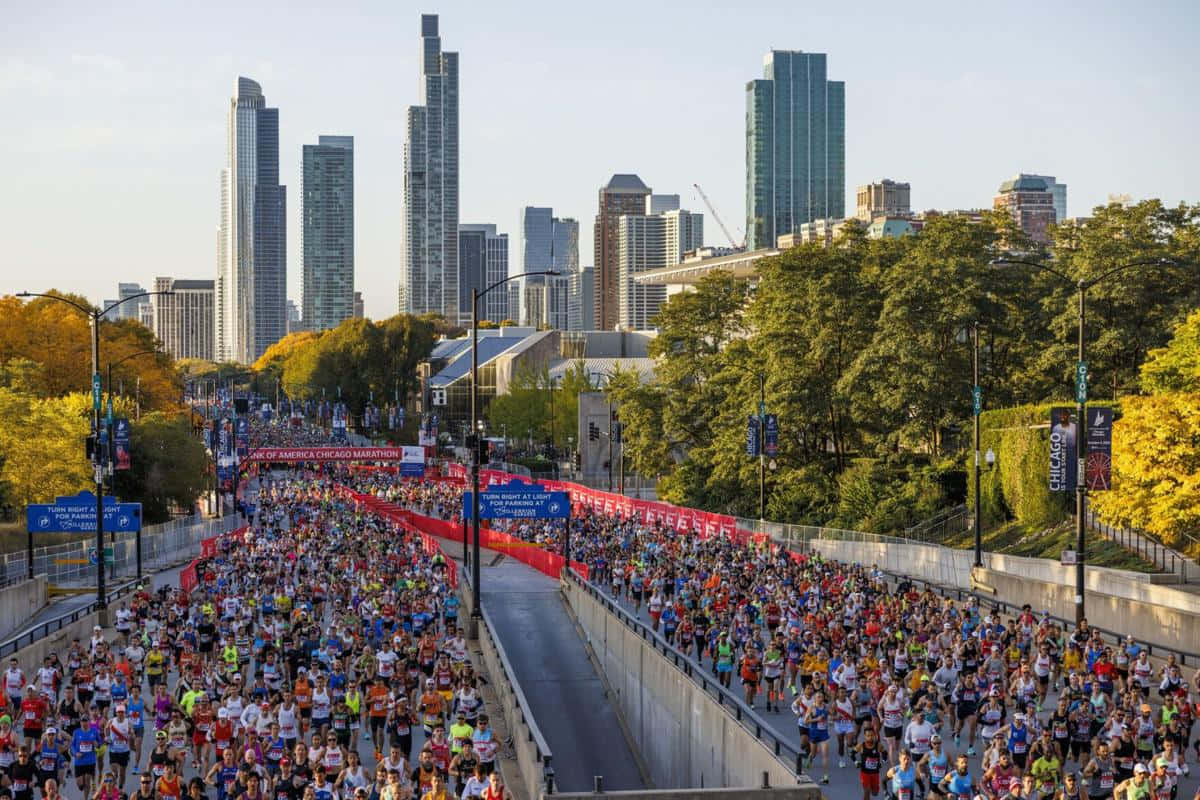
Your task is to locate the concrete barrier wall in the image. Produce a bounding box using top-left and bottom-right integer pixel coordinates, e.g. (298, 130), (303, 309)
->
(809, 539), (1200, 628)
(0, 576), (48, 641)
(561, 577), (810, 791)
(549, 787), (821, 800)
(12, 610), (102, 669)
(973, 567), (1200, 649)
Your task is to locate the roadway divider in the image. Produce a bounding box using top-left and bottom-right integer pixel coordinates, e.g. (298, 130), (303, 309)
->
(180, 526), (248, 593)
(559, 569), (814, 791)
(340, 488), (586, 580)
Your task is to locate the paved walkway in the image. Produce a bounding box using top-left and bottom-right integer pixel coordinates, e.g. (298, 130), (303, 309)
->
(465, 552), (647, 793)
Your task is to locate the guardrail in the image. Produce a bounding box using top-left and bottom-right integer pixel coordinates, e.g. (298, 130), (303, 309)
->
(1086, 508), (1198, 582)
(461, 567), (556, 795)
(563, 569), (806, 778)
(904, 504), (969, 543)
(0, 578), (140, 660)
(0, 515), (242, 588)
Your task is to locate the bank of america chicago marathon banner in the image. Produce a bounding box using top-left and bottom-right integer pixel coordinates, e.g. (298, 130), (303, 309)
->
(244, 446), (428, 463)
(442, 463), (768, 548)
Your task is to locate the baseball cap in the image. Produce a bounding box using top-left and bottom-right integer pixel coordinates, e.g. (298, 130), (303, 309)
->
(1134, 764), (1148, 774)
(1009, 778), (1021, 789)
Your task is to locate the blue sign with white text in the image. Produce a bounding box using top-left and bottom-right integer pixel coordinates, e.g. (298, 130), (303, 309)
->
(26, 491), (142, 533)
(464, 482), (570, 520)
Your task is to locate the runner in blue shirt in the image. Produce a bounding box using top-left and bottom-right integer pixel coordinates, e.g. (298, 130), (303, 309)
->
(71, 722), (101, 796)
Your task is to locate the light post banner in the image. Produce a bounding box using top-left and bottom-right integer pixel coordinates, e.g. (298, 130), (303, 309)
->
(1049, 407), (1078, 492)
(746, 415), (759, 457)
(764, 414), (778, 457)
(113, 418), (132, 470)
(1085, 406), (1113, 491)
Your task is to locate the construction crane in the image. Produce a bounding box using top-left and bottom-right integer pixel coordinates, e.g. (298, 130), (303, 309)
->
(693, 183), (744, 249)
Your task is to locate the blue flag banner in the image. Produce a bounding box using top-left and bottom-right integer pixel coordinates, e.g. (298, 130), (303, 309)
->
(27, 491), (142, 533)
(464, 482), (570, 520)
(764, 414), (778, 458)
(113, 417), (131, 471)
(1086, 406), (1113, 491)
(235, 417), (250, 457)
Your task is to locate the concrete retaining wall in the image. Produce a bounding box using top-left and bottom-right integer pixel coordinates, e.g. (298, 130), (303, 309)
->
(548, 787), (821, 800)
(0, 576), (48, 641)
(13, 610), (103, 669)
(561, 577), (812, 791)
(973, 566), (1200, 649)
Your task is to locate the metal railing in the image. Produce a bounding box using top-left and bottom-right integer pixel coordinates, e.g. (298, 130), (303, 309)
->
(0, 578), (141, 660)
(904, 504), (969, 544)
(564, 569), (806, 778)
(461, 565), (556, 795)
(0, 515), (242, 588)
(1086, 508), (1198, 582)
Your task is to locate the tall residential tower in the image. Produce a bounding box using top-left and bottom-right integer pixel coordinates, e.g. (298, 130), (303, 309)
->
(216, 77), (286, 363)
(399, 14), (461, 323)
(302, 135), (355, 333)
(594, 175), (651, 331)
(746, 51), (845, 250)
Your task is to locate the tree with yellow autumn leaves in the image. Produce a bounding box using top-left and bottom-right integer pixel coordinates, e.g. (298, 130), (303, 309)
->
(1091, 310), (1200, 555)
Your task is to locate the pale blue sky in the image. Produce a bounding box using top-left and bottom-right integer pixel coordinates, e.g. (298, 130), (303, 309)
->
(2, 0), (1197, 321)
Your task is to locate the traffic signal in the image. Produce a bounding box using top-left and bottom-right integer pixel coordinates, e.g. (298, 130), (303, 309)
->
(613, 421), (622, 444)
(478, 436), (490, 465)
(85, 434), (97, 460)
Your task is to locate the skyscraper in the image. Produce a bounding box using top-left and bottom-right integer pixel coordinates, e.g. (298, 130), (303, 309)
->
(568, 267), (596, 331)
(216, 76), (287, 363)
(618, 205), (703, 330)
(994, 175), (1057, 244)
(519, 207), (578, 327)
(594, 175), (651, 331)
(1016, 173), (1067, 223)
(399, 14), (460, 323)
(302, 135), (355, 333)
(153, 277), (215, 361)
(746, 51), (845, 250)
(459, 224), (509, 324)
(116, 283), (147, 320)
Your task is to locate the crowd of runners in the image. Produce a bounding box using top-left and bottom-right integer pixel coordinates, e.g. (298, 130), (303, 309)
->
(345, 471), (1200, 800)
(0, 471), (514, 800)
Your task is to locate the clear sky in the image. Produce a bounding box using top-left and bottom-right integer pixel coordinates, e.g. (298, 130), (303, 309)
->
(2, 0), (1198, 322)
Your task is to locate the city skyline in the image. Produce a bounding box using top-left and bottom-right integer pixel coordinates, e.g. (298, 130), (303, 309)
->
(3, 2), (1198, 322)
(302, 135), (356, 333)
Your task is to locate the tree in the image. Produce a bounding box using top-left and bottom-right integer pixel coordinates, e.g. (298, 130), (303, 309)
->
(488, 363), (551, 448)
(1088, 392), (1200, 554)
(1139, 308), (1200, 394)
(111, 412), (209, 524)
(0, 389), (91, 509)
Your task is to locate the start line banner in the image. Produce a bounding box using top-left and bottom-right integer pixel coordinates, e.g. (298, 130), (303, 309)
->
(245, 446), (424, 463)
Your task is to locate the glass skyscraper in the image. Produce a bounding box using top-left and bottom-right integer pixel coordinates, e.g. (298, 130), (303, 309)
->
(399, 14), (460, 323)
(458, 224), (508, 324)
(519, 207), (578, 328)
(745, 51), (845, 250)
(302, 136), (355, 333)
(216, 76), (286, 363)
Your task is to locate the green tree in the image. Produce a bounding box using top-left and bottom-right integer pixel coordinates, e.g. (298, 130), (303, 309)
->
(111, 412), (209, 524)
(1139, 308), (1200, 393)
(488, 363), (551, 447)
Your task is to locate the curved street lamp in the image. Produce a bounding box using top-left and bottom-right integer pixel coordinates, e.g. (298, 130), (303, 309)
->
(15, 290), (173, 602)
(988, 255), (1176, 623)
(469, 270), (559, 618)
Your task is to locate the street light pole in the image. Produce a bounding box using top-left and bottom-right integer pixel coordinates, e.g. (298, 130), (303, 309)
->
(758, 372), (766, 521)
(17, 290), (172, 610)
(470, 270), (559, 619)
(972, 322), (983, 568)
(990, 255), (1176, 623)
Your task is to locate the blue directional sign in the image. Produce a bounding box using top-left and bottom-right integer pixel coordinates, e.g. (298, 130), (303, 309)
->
(464, 482), (570, 520)
(26, 491), (142, 533)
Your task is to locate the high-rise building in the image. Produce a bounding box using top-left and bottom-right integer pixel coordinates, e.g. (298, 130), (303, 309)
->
(458, 224), (509, 323)
(138, 302), (155, 332)
(302, 135), (355, 333)
(568, 267), (596, 331)
(594, 175), (651, 331)
(1015, 173), (1067, 223)
(519, 207), (578, 327)
(116, 283), (147, 320)
(286, 300), (301, 333)
(153, 277), (215, 361)
(353, 292), (364, 319)
(618, 208), (703, 330)
(399, 14), (460, 324)
(216, 76), (286, 363)
(746, 50), (845, 250)
(856, 179), (911, 222)
(994, 175), (1057, 244)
